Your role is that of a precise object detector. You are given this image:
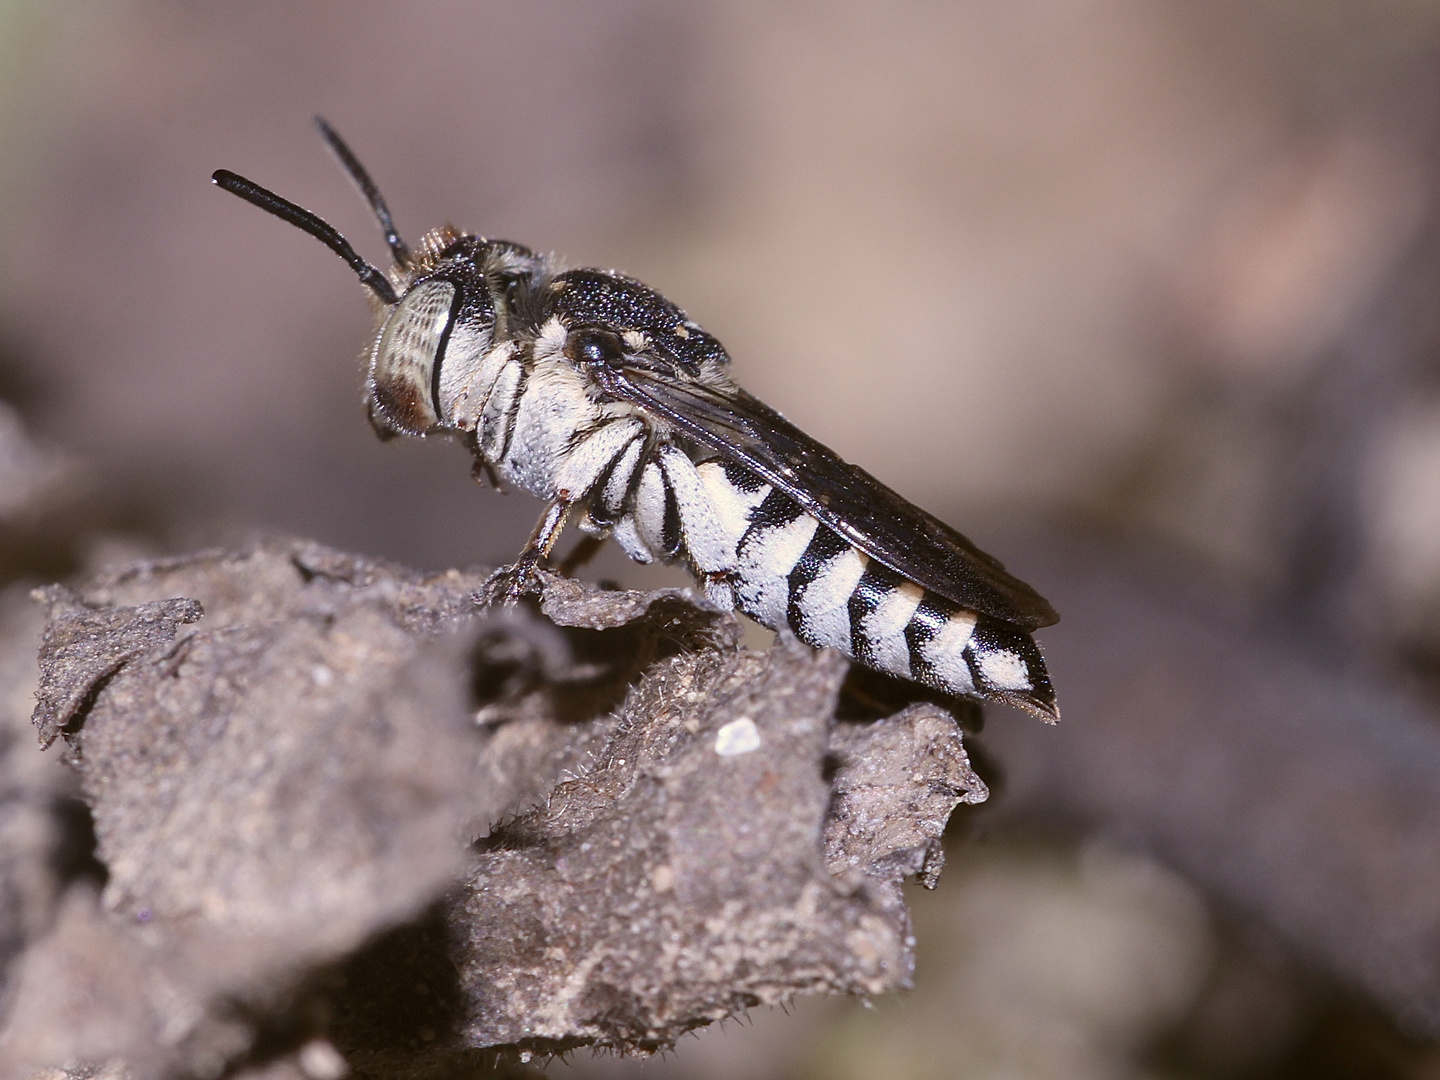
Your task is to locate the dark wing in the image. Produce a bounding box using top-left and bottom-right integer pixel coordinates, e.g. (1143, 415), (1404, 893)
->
(602, 367), (1059, 630)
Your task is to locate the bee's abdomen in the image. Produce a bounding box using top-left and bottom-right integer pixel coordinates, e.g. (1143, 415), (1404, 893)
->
(701, 465), (1056, 720)
(566, 447), (1055, 719)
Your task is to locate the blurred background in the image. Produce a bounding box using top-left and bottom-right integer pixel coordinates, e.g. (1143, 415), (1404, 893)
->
(4, 1), (1440, 1076)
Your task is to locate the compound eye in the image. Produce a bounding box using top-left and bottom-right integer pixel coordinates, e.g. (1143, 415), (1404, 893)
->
(564, 326), (625, 366)
(368, 280), (455, 436)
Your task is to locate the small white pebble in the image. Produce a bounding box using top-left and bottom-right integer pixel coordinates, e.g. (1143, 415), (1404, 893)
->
(298, 1039), (348, 1080)
(311, 664), (334, 687)
(714, 717), (761, 756)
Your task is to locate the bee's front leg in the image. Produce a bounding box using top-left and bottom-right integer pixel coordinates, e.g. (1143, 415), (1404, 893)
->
(480, 498), (573, 605)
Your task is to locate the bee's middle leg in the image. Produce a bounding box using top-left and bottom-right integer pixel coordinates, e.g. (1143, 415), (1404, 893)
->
(481, 498), (572, 605)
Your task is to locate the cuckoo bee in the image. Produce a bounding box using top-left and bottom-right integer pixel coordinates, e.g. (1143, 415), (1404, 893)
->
(213, 121), (1060, 720)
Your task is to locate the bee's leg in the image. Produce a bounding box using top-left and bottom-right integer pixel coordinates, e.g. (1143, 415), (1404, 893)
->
(471, 457), (505, 490)
(482, 499), (572, 605)
(698, 571), (735, 610)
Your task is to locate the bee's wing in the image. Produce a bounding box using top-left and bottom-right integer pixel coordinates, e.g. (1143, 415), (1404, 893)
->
(608, 368), (1059, 630)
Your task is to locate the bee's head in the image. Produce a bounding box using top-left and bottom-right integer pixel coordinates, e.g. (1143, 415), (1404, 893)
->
(364, 236), (537, 440)
(212, 120), (530, 440)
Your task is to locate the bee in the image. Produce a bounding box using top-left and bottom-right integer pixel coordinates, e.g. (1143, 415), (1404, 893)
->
(213, 121), (1059, 720)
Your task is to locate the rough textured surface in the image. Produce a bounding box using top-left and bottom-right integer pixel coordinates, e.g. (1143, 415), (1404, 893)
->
(825, 704), (989, 894)
(30, 591), (202, 750)
(0, 586), (76, 1009)
(0, 538), (985, 1079)
(453, 644), (897, 1052)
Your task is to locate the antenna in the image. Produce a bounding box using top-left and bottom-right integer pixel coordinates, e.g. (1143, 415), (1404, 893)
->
(211, 169), (399, 306)
(314, 116), (411, 268)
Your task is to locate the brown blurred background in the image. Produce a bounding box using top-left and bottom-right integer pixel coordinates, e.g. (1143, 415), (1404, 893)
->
(6, 1), (1440, 1077)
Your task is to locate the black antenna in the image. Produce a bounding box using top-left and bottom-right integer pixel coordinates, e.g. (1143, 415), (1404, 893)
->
(314, 116), (411, 268)
(212, 169), (399, 306)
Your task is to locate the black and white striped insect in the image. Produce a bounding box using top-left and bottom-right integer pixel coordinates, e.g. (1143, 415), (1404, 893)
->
(213, 121), (1060, 720)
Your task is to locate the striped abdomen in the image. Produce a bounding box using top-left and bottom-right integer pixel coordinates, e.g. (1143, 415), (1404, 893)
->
(566, 434), (1057, 721)
(708, 463), (1056, 720)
